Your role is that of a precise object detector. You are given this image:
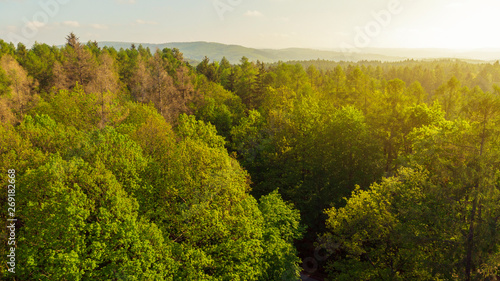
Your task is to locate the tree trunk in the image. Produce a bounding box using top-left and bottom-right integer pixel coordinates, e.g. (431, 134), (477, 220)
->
(465, 196), (477, 281)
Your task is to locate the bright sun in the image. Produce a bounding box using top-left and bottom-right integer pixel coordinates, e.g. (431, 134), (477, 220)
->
(391, 0), (500, 49)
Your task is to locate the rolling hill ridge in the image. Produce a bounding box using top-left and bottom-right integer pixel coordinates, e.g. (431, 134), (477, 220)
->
(98, 41), (500, 64)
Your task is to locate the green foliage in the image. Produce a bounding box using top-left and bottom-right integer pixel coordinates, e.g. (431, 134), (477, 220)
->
(83, 127), (148, 195)
(230, 109), (267, 166)
(19, 43), (60, 93)
(155, 116), (266, 280)
(232, 88), (383, 232)
(34, 85), (127, 131)
(17, 156), (176, 280)
(176, 113), (226, 149)
(197, 56), (220, 82)
(0, 39), (15, 58)
(17, 114), (85, 157)
(0, 66), (11, 96)
(321, 168), (457, 280)
(4, 34), (500, 280)
(258, 190), (304, 281)
(34, 85), (100, 130)
(194, 78), (245, 139)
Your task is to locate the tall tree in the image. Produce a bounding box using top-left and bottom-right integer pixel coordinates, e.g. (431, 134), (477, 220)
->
(146, 51), (176, 121)
(54, 33), (98, 91)
(0, 54), (38, 120)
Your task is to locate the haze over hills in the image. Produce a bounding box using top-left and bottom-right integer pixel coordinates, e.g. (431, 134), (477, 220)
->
(98, 41), (500, 64)
(99, 41), (403, 63)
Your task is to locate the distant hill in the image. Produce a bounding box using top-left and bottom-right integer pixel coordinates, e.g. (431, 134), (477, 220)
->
(98, 41), (500, 64)
(98, 41), (404, 64)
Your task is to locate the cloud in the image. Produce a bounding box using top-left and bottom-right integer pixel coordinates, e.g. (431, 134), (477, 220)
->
(90, 24), (108, 30)
(25, 21), (46, 29)
(136, 19), (158, 25)
(244, 10), (264, 17)
(116, 0), (136, 3)
(6, 25), (18, 32)
(62, 21), (80, 27)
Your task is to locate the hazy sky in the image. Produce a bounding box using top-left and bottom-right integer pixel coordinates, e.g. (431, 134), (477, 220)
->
(1, 0), (500, 50)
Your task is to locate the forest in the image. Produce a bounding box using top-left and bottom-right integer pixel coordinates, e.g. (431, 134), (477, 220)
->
(0, 33), (499, 280)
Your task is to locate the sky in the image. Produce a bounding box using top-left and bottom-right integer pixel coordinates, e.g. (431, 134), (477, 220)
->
(1, 0), (500, 50)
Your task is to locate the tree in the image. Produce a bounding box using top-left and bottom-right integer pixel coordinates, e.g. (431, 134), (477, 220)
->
(86, 51), (120, 94)
(235, 56), (258, 108)
(196, 56), (219, 82)
(147, 51), (177, 121)
(346, 66), (366, 105)
(173, 64), (196, 118)
(0, 39), (15, 58)
(408, 96), (500, 280)
(54, 33), (98, 91)
(407, 81), (427, 104)
(233, 85), (383, 235)
(306, 65), (320, 88)
(434, 76), (464, 119)
(128, 54), (151, 102)
(17, 155), (177, 280)
(121, 112), (304, 280)
(329, 65), (347, 99)
(251, 61), (268, 108)
(19, 42), (60, 93)
(144, 114), (263, 279)
(194, 78), (245, 139)
(458, 90), (500, 280)
(369, 79), (413, 174)
(34, 85), (126, 131)
(0, 54), (39, 121)
(218, 56), (232, 88)
(0, 97), (15, 125)
(128, 50), (194, 123)
(258, 190), (304, 281)
(85, 51), (122, 128)
(297, 106), (383, 229)
(321, 168), (463, 280)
